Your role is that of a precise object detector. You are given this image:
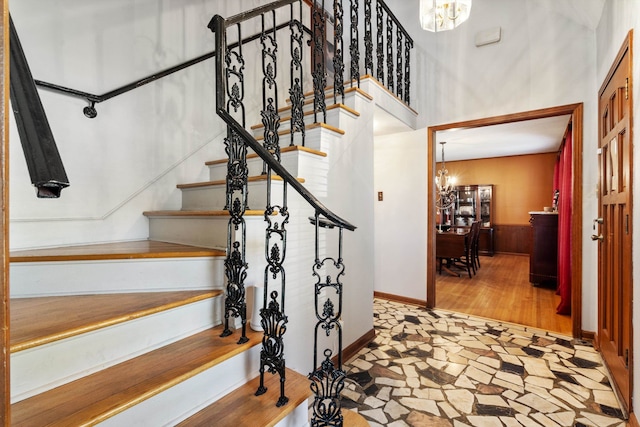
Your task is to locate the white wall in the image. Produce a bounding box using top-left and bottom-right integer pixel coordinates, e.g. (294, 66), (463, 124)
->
(373, 1), (602, 329)
(596, 0), (640, 415)
(374, 129), (427, 301)
(9, 0), (268, 249)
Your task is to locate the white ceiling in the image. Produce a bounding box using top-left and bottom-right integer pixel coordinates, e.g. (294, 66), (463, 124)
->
(373, 108), (571, 162)
(371, 0), (601, 161)
(434, 114), (572, 162)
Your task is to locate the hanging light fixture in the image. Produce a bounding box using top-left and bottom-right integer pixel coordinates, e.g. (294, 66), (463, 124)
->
(436, 141), (456, 210)
(420, 0), (472, 32)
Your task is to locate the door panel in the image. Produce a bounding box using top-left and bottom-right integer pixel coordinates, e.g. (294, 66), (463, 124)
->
(597, 34), (633, 413)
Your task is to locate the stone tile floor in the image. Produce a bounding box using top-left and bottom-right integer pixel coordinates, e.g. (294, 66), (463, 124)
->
(341, 298), (627, 427)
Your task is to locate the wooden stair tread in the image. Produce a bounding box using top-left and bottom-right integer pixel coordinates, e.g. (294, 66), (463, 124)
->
(177, 175), (304, 190)
(343, 409), (371, 427)
(11, 290), (222, 352)
(287, 81), (374, 103)
(177, 368), (312, 427)
(252, 103), (360, 130)
(10, 240), (225, 263)
(255, 122), (345, 142)
(11, 325), (262, 426)
(205, 145), (327, 166)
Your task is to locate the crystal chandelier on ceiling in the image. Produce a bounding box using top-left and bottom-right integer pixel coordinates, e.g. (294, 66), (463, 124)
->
(435, 141), (456, 210)
(420, 0), (472, 32)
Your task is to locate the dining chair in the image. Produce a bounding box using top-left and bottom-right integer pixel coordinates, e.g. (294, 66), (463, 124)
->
(470, 221), (481, 271)
(449, 230), (474, 278)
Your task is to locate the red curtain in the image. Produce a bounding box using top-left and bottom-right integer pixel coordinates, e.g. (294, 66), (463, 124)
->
(554, 128), (572, 314)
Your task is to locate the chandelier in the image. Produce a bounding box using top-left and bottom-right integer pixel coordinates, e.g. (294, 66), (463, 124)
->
(420, 0), (472, 32)
(435, 141), (455, 210)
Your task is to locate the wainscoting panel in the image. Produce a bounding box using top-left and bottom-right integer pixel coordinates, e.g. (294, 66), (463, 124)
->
(493, 224), (531, 255)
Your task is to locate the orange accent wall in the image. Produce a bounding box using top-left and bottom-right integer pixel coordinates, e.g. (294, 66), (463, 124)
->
(438, 153), (557, 225)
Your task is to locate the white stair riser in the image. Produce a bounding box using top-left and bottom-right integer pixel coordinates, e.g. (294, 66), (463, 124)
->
(252, 103), (359, 139)
(180, 181), (285, 212)
(274, 402), (311, 427)
(148, 215), (266, 249)
(11, 297), (222, 403)
(208, 150), (326, 184)
(208, 153), (305, 182)
(284, 86), (364, 114)
(270, 126), (343, 153)
(10, 257), (224, 297)
(99, 345), (262, 427)
(148, 217), (228, 248)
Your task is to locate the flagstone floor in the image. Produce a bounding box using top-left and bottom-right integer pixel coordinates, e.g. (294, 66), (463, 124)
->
(341, 298), (627, 427)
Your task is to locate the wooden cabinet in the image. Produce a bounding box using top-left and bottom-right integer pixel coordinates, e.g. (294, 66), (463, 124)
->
(529, 212), (558, 285)
(439, 185), (494, 255)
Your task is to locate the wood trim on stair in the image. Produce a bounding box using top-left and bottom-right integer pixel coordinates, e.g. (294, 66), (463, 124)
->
(290, 80), (374, 103)
(360, 74), (418, 115)
(343, 409), (371, 427)
(255, 122), (345, 142)
(1, 1), (9, 424)
(11, 290), (222, 352)
(176, 368), (312, 427)
(205, 145), (327, 166)
(254, 102), (360, 130)
(11, 325), (263, 426)
(177, 175), (305, 190)
(10, 240), (225, 262)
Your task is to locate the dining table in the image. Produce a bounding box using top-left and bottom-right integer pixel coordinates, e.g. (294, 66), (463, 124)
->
(436, 227), (471, 277)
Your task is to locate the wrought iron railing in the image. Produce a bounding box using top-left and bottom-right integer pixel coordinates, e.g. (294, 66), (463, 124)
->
(365, 0), (414, 104)
(209, 0), (412, 424)
(31, 0), (413, 122)
(33, 22), (297, 119)
(209, 0), (357, 423)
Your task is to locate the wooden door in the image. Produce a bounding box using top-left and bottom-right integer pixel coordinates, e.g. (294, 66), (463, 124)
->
(597, 32), (633, 413)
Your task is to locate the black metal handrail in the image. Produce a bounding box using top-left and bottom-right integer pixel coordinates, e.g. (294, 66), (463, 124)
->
(33, 0), (414, 120)
(218, 109), (355, 232)
(10, 15), (69, 198)
(34, 21), (302, 118)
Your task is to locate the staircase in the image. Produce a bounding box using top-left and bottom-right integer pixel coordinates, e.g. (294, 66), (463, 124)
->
(8, 84), (374, 425)
(6, 0), (417, 423)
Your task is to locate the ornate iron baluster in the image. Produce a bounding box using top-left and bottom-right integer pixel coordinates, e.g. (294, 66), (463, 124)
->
(312, 0), (327, 124)
(376, 1), (384, 83)
(364, 0), (373, 76)
(221, 23), (250, 344)
(349, 0), (360, 87)
(255, 10), (289, 407)
(255, 192), (290, 407)
(260, 11), (280, 175)
(396, 28), (403, 99)
(310, 214), (346, 426)
(405, 37), (412, 105)
(386, 15), (394, 93)
(289, 0), (306, 147)
(333, 0), (345, 105)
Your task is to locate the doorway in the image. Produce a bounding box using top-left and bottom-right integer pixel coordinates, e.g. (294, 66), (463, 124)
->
(426, 104), (584, 338)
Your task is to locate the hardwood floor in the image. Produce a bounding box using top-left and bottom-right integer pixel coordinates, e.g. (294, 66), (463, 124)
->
(436, 253), (572, 335)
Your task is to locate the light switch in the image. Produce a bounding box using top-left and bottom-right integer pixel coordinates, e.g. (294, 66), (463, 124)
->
(378, 191), (383, 201)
